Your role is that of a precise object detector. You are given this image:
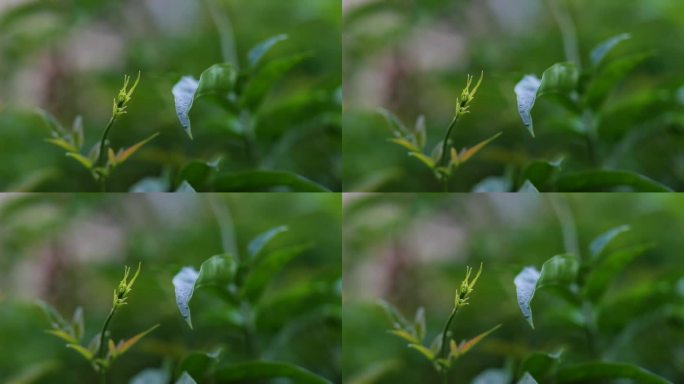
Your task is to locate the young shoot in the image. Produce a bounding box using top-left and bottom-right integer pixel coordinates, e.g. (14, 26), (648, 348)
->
(380, 72), (502, 191)
(44, 72), (159, 191)
(380, 263), (501, 384)
(40, 263), (159, 384)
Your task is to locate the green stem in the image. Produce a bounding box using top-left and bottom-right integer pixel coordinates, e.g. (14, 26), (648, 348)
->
(439, 308), (457, 359)
(582, 300), (601, 358)
(582, 110), (599, 166)
(97, 116), (117, 169)
(97, 306), (117, 360)
(546, 0), (581, 68)
(202, 0), (238, 69)
(439, 116), (459, 168)
(441, 177), (449, 192)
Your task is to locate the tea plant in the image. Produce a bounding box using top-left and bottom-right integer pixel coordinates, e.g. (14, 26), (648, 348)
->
(380, 263), (500, 383)
(380, 73), (501, 192)
(512, 225), (673, 383)
(172, 31), (337, 192)
(172, 225), (338, 383)
(43, 72), (159, 191)
(513, 27), (672, 191)
(39, 263), (159, 384)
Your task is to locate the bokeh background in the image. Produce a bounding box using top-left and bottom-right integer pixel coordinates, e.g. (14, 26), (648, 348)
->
(0, 0), (341, 191)
(343, 0), (684, 191)
(343, 193), (684, 383)
(0, 193), (341, 383)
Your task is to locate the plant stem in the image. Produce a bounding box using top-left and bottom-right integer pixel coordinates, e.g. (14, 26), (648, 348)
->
(439, 116), (459, 168)
(207, 196), (239, 258)
(202, 0), (239, 69)
(548, 195), (579, 257)
(582, 300), (601, 358)
(582, 110), (599, 166)
(97, 306), (117, 360)
(441, 177), (449, 192)
(546, 0), (581, 68)
(439, 307), (457, 359)
(97, 116), (117, 169)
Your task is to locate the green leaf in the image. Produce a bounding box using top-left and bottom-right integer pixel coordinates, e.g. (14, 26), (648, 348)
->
(110, 324), (160, 359)
(214, 361), (332, 384)
(584, 52), (651, 109)
(177, 159), (220, 191)
(196, 254), (239, 291)
(387, 137), (420, 152)
(408, 152), (436, 169)
(455, 323), (501, 356)
(213, 171), (330, 192)
(387, 329), (419, 344)
(555, 170), (672, 192)
(172, 267), (200, 329)
(457, 132), (502, 164)
(514, 75), (541, 137)
(195, 64), (238, 100)
(37, 300), (70, 332)
(171, 254), (240, 329)
(37, 108), (66, 135)
(242, 53), (310, 110)
(175, 372), (198, 384)
(113, 132), (159, 166)
(45, 329), (78, 344)
(515, 63), (579, 137)
(176, 181), (196, 193)
(517, 372), (538, 384)
(589, 224), (631, 261)
(538, 254), (579, 288)
(408, 343), (435, 360)
(519, 159), (562, 191)
(414, 115), (426, 149)
(45, 137), (78, 153)
(556, 362), (672, 384)
(65, 152), (93, 170)
(377, 108), (410, 136)
(514, 255), (579, 328)
(177, 350), (221, 380)
(241, 244), (310, 301)
(247, 225), (289, 261)
(71, 307), (84, 342)
(172, 64), (238, 139)
(248, 34), (288, 68)
(413, 307), (426, 342)
(518, 180), (539, 193)
(518, 351), (562, 381)
(377, 299), (412, 330)
(66, 343), (93, 361)
(590, 33), (631, 67)
(538, 63), (579, 97)
(582, 243), (653, 302)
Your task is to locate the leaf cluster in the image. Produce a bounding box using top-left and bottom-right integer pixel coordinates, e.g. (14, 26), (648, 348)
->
(171, 225), (337, 383)
(512, 225), (672, 383)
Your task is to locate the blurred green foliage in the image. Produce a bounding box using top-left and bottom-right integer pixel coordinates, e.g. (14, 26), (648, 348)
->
(0, 0), (341, 191)
(343, 194), (684, 382)
(343, 0), (684, 191)
(0, 193), (341, 383)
